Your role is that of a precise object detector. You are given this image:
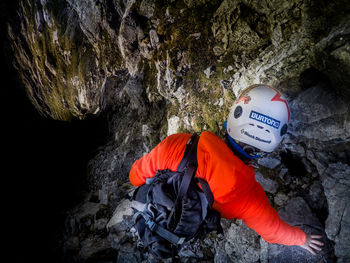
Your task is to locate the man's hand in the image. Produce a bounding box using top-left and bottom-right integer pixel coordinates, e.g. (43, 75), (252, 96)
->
(299, 234), (324, 255)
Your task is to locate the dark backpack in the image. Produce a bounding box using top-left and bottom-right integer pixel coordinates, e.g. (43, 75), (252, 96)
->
(131, 134), (222, 259)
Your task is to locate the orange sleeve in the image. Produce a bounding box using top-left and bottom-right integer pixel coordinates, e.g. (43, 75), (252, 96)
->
(197, 133), (306, 246)
(237, 182), (306, 246)
(129, 133), (191, 186)
(214, 182), (306, 245)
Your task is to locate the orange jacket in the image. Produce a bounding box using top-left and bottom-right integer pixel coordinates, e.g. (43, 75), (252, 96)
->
(129, 131), (306, 246)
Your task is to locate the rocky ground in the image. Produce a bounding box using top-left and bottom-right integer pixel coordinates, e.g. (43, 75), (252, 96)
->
(3, 0), (350, 262)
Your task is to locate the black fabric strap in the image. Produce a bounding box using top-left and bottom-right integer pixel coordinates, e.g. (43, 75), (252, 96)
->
(176, 164), (196, 202)
(167, 134), (200, 224)
(176, 134), (199, 172)
(147, 220), (185, 245)
(197, 178), (214, 207)
(175, 134), (199, 202)
(139, 212), (185, 245)
(175, 134), (216, 207)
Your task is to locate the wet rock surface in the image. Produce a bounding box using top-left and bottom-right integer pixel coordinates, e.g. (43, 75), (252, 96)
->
(269, 197), (334, 263)
(3, 0), (350, 262)
(322, 163), (350, 263)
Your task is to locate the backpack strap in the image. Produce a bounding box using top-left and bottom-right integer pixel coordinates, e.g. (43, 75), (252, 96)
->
(175, 134), (200, 203)
(176, 134), (214, 207)
(197, 178), (214, 207)
(145, 218), (185, 245)
(166, 134), (201, 226)
(133, 202), (185, 245)
(176, 134), (199, 172)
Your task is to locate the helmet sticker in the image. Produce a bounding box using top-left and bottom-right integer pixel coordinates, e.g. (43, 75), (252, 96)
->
(249, 111), (280, 129)
(271, 90), (290, 122)
(240, 129), (272, 144)
(234, 106), (243, 118)
(236, 96), (251, 104)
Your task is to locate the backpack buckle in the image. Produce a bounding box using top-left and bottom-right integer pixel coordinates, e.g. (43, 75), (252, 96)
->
(177, 237), (185, 245)
(146, 177), (156, 184)
(147, 203), (157, 218)
(146, 219), (158, 232)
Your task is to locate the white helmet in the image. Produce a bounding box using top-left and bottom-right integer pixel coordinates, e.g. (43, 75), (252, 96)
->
(225, 84), (290, 158)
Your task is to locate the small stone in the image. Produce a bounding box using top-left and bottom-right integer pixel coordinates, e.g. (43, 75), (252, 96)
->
(189, 32), (201, 39)
(149, 29), (159, 48)
(274, 192), (288, 206)
(204, 65), (216, 78)
(220, 79), (232, 89)
(99, 180), (118, 205)
(214, 98), (224, 107)
(279, 168), (288, 180)
(142, 124), (151, 137)
(307, 181), (326, 210)
(258, 157), (281, 169)
(178, 246), (196, 258)
(167, 115), (180, 136)
(139, 0), (155, 18)
(94, 218), (109, 231)
(107, 199), (133, 231)
(255, 172), (278, 194)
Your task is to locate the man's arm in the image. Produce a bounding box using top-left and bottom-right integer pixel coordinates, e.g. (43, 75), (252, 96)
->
(240, 182), (307, 246)
(242, 182), (323, 253)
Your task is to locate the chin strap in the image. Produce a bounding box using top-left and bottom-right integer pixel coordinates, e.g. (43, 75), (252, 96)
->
(224, 121), (261, 159)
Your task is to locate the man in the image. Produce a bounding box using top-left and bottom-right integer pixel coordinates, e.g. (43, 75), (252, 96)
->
(129, 84), (323, 255)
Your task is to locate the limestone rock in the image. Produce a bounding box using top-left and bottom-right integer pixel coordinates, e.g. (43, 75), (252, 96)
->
(7, 0), (124, 120)
(269, 197), (334, 263)
(167, 115), (180, 136)
(211, 0), (270, 58)
(255, 171), (278, 194)
(155, 52), (186, 104)
(218, 219), (261, 263)
(204, 65), (216, 79)
(98, 180), (119, 206)
(289, 85), (349, 141)
(107, 199), (134, 233)
(322, 163), (350, 262)
(258, 157), (281, 169)
(139, 0), (155, 19)
(306, 180), (327, 211)
(118, 9), (144, 77)
(273, 192), (289, 207)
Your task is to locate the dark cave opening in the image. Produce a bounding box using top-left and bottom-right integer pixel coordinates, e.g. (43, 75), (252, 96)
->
(3, 67), (109, 263)
(280, 150), (330, 230)
(1, 18), (109, 263)
(312, 206), (329, 229)
(280, 150), (308, 178)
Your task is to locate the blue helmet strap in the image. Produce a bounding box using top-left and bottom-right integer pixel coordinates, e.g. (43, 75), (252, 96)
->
(224, 121), (262, 159)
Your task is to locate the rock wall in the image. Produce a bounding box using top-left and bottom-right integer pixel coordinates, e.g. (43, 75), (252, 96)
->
(5, 0), (350, 262)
